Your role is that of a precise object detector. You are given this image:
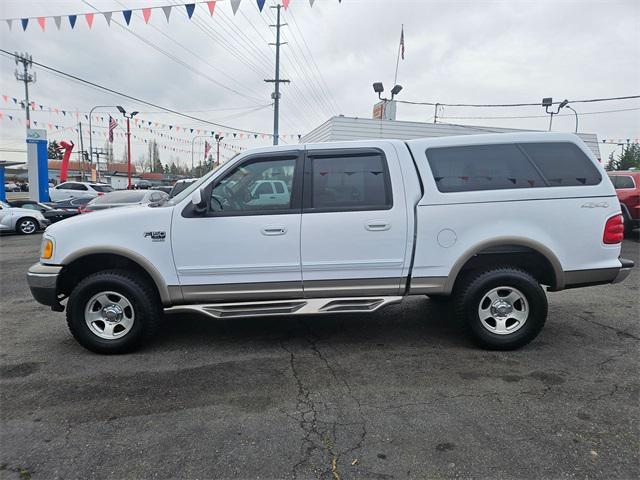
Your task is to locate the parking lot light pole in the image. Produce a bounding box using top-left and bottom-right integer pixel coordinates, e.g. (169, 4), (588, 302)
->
(117, 107), (139, 189)
(89, 105), (123, 181)
(566, 104), (579, 133)
(214, 134), (224, 167)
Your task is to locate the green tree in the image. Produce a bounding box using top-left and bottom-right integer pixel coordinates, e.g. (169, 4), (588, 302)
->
(47, 140), (63, 159)
(606, 144), (640, 171)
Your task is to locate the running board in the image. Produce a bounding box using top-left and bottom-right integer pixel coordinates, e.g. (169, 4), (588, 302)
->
(164, 296), (402, 319)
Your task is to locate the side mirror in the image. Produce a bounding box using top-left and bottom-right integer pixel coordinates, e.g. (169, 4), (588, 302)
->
(191, 187), (207, 214)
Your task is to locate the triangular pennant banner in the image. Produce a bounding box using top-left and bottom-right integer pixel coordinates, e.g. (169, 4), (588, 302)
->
(21, 18), (29, 31)
(142, 8), (152, 23)
(5, 19), (12, 31)
(207, 1), (216, 15)
(68, 15), (77, 29)
(283, 0), (290, 9)
(230, 0), (241, 14)
(185, 4), (196, 18)
(103, 11), (112, 26)
(85, 13), (94, 29)
(162, 6), (172, 21)
(256, 0), (265, 11)
(37, 17), (45, 31)
(122, 10), (132, 25)
(54, 16), (62, 30)
(309, 0), (315, 6)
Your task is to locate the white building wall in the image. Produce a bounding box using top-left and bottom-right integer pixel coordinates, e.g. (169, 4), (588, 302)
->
(301, 116), (602, 160)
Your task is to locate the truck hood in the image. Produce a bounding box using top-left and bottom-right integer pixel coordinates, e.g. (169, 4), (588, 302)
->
(45, 203), (176, 265)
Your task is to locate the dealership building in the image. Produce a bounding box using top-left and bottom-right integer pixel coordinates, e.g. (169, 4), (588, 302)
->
(301, 115), (601, 161)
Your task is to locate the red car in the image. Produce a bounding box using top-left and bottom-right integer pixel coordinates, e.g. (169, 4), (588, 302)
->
(608, 171), (640, 236)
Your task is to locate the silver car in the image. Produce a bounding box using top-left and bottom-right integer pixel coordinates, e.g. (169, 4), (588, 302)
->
(0, 200), (50, 235)
(82, 190), (169, 212)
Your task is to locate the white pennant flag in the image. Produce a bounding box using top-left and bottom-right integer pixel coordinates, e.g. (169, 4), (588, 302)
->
(6, 19), (12, 30)
(54, 16), (62, 30)
(230, 0), (241, 15)
(103, 11), (112, 26)
(162, 6), (172, 22)
(309, 0), (315, 6)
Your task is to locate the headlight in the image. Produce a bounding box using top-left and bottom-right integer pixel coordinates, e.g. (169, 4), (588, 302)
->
(41, 237), (54, 260)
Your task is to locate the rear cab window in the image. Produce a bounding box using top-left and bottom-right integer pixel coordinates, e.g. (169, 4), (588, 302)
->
(609, 175), (636, 189)
(425, 141), (601, 193)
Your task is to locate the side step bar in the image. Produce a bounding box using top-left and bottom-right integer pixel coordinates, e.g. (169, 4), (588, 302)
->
(164, 296), (402, 319)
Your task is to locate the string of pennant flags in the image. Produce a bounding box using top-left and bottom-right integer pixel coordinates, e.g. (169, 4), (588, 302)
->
(2, 0), (336, 32)
(0, 93), (304, 142)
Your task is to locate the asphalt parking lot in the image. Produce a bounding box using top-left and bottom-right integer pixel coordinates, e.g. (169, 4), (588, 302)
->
(1, 233), (638, 480)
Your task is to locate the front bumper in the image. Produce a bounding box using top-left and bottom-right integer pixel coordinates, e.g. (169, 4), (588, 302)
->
(27, 263), (62, 308)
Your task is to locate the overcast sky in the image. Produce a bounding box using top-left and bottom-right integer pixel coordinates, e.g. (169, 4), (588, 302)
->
(1, 0), (638, 167)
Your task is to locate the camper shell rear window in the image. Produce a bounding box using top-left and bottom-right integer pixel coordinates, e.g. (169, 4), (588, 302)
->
(426, 142), (601, 193)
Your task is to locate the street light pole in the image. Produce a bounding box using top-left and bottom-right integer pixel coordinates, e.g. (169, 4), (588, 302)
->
(566, 105), (579, 133)
(214, 134), (224, 166)
(117, 107), (138, 189)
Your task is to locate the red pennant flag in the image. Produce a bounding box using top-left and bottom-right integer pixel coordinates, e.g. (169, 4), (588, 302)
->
(283, 0), (290, 9)
(37, 17), (46, 31)
(142, 8), (152, 23)
(85, 13), (94, 28)
(2, 95), (8, 103)
(207, 1), (216, 15)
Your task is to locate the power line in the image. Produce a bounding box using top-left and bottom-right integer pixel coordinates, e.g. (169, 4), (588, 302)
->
(439, 106), (640, 120)
(0, 48), (277, 135)
(396, 95), (640, 108)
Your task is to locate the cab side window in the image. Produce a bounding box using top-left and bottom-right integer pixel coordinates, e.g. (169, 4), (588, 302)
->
(208, 155), (299, 215)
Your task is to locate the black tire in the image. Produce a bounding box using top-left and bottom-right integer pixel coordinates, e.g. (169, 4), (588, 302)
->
(66, 269), (162, 354)
(16, 217), (38, 235)
(623, 212), (634, 237)
(427, 294), (452, 304)
(455, 267), (547, 350)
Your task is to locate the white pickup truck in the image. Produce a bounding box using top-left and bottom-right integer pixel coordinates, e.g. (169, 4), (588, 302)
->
(28, 132), (633, 353)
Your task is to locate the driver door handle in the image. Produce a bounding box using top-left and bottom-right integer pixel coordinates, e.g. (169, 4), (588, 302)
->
(262, 225), (287, 236)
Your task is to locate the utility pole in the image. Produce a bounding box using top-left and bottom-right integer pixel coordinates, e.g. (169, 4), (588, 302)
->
(265, 4), (290, 146)
(14, 52), (36, 129)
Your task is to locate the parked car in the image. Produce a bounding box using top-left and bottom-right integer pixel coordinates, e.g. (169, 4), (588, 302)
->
(48, 181), (114, 202)
(27, 132), (633, 354)
(48, 196), (95, 212)
(0, 200), (49, 234)
(607, 171), (639, 236)
(4, 182), (21, 193)
(134, 180), (153, 190)
(169, 178), (198, 198)
(81, 190), (169, 213)
(8, 200), (78, 224)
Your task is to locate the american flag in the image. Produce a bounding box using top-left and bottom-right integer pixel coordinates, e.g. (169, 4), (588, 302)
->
(204, 140), (212, 159)
(108, 115), (118, 143)
(400, 26), (405, 60)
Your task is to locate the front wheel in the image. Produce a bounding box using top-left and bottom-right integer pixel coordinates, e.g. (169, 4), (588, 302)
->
(66, 270), (161, 354)
(455, 267), (547, 350)
(16, 217), (38, 235)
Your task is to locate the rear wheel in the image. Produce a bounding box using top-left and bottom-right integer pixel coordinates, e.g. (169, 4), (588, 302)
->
(455, 267), (547, 350)
(66, 269), (161, 354)
(16, 217), (38, 235)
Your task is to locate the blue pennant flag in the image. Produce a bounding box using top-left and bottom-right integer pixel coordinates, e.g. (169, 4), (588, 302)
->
(21, 18), (29, 31)
(68, 15), (77, 29)
(185, 4), (196, 19)
(257, 0), (266, 11)
(123, 10), (132, 25)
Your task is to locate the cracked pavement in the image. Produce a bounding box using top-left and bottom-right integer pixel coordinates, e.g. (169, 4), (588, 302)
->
(1, 233), (638, 479)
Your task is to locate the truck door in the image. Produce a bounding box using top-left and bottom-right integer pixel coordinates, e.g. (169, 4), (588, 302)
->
(171, 151), (304, 302)
(300, 144), (409, 297)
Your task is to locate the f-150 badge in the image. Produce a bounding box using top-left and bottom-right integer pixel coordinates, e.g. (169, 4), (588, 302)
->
(144, 231), (166, 242)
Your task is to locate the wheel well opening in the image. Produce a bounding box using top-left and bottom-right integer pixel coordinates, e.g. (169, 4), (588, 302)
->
(57, 253), (159, 299)
(453, 245), (557, 292)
